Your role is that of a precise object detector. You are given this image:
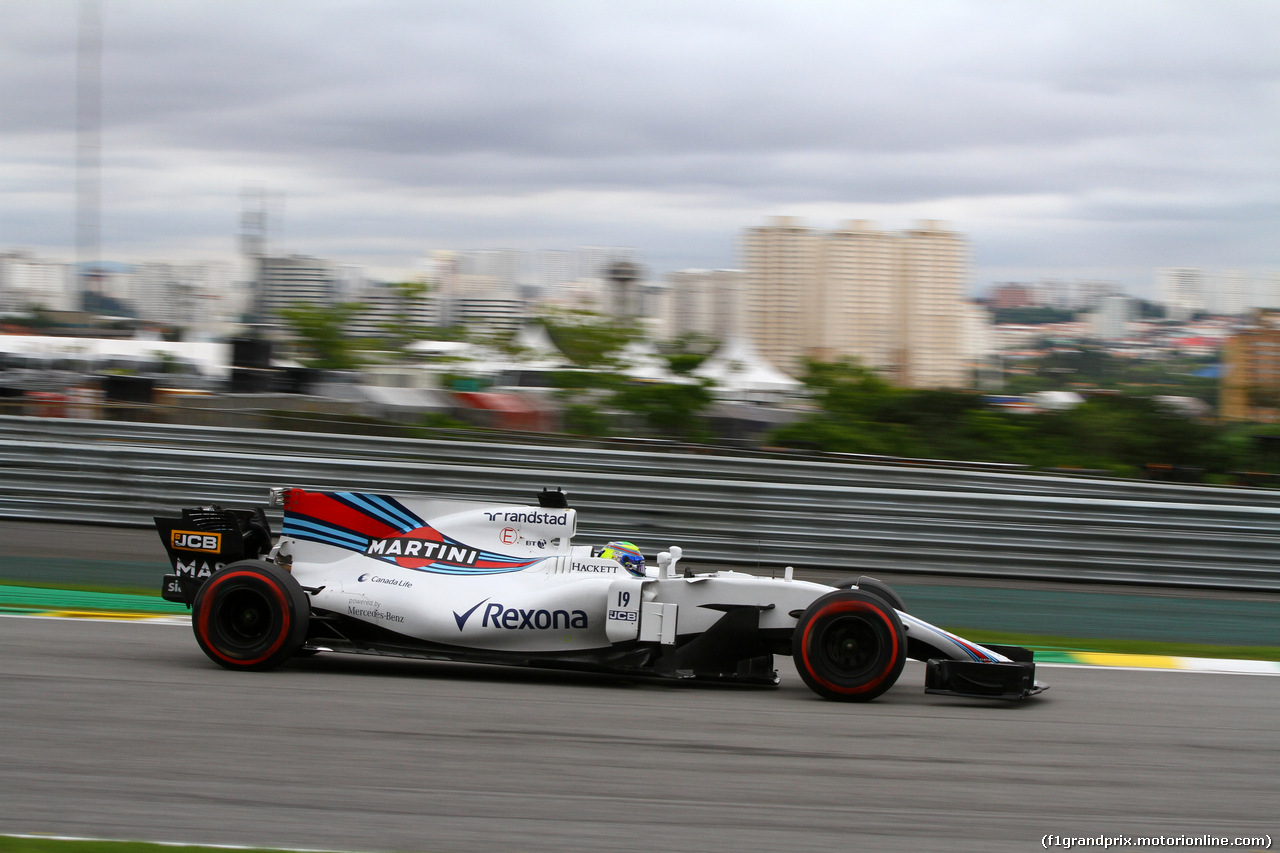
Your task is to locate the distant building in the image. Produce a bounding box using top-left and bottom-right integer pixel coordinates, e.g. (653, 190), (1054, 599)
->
(740, 217), (974, 388)
(1036, 280), (1071, 311)
(1159, 268), (1206, 321)
(1221, 310), (1280, 423)
(741, 216), (824, 377)
(898, 221), (969, 388)
(128, 261), (240, 332)
(1090, 295), (1133, 341)
(821, 220), (900, 374)
(0, 252), (75, 313)
(1074, 280), (1121, 312)
(990, 283), (1037, 310)
(661, 269), (742, 341)
(1209, 270), (1251, 316)
(345, 279), (440, 339)
(256, 255), (343, 321)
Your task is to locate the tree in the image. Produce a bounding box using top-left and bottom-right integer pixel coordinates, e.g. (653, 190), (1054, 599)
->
(609, 380), (715, 441)
(540, 310), (639, 368)
(378, 280), (434, 359)
(278, 302), (366, 370)
(659, 333), (720, 374)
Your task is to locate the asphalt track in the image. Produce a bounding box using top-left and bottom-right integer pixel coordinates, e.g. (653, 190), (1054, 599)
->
(1, 617), (1277, 853)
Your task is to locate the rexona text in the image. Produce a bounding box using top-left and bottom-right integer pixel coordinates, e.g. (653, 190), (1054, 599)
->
(365, 539), (479, 564)
(482, 602), (588, 630)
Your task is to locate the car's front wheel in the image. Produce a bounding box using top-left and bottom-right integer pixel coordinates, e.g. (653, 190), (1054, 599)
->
(191, 560), (309, 671)
(792, 589), (906, 701)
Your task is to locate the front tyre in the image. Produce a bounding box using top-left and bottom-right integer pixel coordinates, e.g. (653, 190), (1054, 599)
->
(792, 590), (906, 702)
(191, 560), (309, 671)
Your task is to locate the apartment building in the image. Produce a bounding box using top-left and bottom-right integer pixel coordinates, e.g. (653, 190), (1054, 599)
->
(1221, 309), (1280, 423)
(740, 217), (972, 388)
(661, 269), (742, 341)
(0, 252), (75, 313)
(741, 217), (823, 376)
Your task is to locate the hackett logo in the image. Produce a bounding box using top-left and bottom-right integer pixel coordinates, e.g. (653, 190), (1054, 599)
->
(171, 530), (222, 552)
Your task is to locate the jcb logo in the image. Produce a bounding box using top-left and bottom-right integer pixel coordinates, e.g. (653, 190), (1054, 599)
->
(171, 530), (222, 552)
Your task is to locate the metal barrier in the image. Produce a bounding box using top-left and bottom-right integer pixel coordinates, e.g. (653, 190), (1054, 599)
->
(1, 415), (1277, 590)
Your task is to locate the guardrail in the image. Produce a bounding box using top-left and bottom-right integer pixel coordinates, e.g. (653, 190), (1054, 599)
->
(1, 415), (1277, 590)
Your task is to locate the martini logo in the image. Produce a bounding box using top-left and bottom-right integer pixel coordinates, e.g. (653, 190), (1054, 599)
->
(365, 526), (480, 568)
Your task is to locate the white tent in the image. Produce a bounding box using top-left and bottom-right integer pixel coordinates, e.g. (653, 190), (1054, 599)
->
(614, 339), (694, 384)
(693, 337), (803, 397)
(512, 324), (571, 369)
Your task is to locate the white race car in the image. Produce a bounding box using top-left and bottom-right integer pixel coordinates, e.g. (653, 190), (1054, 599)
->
(156, 487), (1046, 702)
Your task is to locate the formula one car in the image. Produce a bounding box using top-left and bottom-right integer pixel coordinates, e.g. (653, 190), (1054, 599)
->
(156, 487), (1046, 702)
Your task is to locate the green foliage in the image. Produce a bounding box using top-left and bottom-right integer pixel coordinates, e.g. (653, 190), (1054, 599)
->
(990, 306), (1076, 325)
(658, 333), (720, 374)
(540, 311), (639, 368)
(377, 280), (435, 358)
(1002, 345), (1220, 405)
(278, 301), (366, 370)
(563, 402), (614, 437)
(664, 352), (707, 374)
(767, 359), (1279, 482)
(0, 839), (332, 853)
(609, 380), (715, 441)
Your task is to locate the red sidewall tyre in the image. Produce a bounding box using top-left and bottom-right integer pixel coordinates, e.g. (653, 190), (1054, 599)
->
(191, 560), (309, 671)
(792, 590), (906, 702)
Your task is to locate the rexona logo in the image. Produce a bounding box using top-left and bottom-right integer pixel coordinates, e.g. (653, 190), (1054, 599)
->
(453, 598), (588, 631)
(483, 510), (569, 526)
(356, 572), (413, 588)
(170, 530), (222, 552)
(364, 526), (480, 569)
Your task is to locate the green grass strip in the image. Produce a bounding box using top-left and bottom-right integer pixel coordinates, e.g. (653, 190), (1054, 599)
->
(0, 584), (188, 614)
(953, 627), (1280, 662)
(0, 579), (159, 598)
(0, 838), (357, 853)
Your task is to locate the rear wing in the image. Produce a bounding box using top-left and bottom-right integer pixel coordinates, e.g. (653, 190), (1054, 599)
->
(155, 505), (273, 605)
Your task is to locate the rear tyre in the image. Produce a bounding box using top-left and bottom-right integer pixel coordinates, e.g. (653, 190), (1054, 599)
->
(792, 590), (906, 702)
(191, 560), (309, 671)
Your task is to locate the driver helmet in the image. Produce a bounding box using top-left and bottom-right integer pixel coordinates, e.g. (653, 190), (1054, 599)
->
(600, 541), (646, 577)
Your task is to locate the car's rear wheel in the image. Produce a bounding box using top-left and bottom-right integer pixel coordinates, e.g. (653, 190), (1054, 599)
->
(792, 589), (906, 702)
(191, 560), (309, 671)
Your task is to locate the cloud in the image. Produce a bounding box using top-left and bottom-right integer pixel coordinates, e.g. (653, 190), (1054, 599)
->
(1, 0), (1277, 294)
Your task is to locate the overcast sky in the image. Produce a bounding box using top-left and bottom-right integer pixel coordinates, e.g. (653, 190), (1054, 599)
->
(2, 0), (1277, 296)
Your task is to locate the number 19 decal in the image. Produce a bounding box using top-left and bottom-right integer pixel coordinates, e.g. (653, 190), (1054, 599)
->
(617, 591), (631, 608)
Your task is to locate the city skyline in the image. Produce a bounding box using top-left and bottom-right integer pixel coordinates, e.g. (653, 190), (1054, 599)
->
(2, 2), (1278, 297)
